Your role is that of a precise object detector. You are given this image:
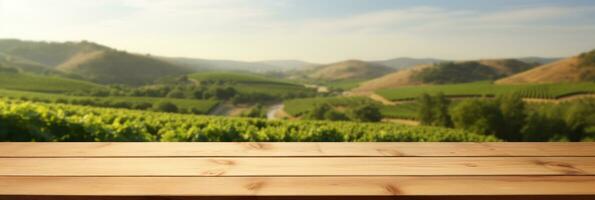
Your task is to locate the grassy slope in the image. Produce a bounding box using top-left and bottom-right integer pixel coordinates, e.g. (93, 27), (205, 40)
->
(307, 60), (394, 81)
(0, 39), (193, 85)
(189, 72), (314, 96)
(58, 50), (192, 85)
(376, 81), (595, 101)
(0, 89), (219, 114)
(283, 96), (419, 119)
(0, 72), (105, 93)
(353, 64), (431, 93)
(497, 51), (595, 84)
(353, 59), (535, 93)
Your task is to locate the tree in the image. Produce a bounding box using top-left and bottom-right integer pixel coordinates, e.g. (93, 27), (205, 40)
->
(324, 110), (349, 121)
(564, 100), (595, 141)
(349, 103), (382, 122)
(497, 94), (526, 141)
(417, 93), (452, 127)
(307, 104), (333, 120)
(418, 93), (434, 125)
(209, 87), (237, 100)
(433, 93), (453, 127)
(450, 99), (504, 136)
(166, 89), (185, 99)
(153, 101), (178, 113)
(241, 104), (266, 118)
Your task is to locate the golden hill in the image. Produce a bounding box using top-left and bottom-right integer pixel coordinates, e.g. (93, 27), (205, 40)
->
(478, 59), (536, 76)
(352, 64), (432, 93)
(57, 50), (190, 85)
(497, 53), (595, 84)
(307, 60), (394, 81)
(0, 39), (192, 85)
(353, 58), (535, 93)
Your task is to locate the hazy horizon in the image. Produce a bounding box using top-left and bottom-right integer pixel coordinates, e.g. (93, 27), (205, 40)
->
(1, 0), (595, 62)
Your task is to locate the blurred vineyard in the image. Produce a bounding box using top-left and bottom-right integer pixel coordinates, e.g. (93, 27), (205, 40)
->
(0, 99), (498, 142)
(377, 81), (595, 101)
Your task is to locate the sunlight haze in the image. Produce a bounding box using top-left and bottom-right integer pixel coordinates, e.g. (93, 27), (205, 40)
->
(1, 0), (594, 62)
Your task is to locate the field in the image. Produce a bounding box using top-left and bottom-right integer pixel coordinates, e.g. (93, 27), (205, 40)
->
(0, 99), (498, 142)
(189, 72), (314, 96)
(283, 96), (419, 119)
(0, 72), (105, 93)
(189, 71), (298, 85)
(0, 89), (219, 114)
(376, 81), (595, 101)
(323, 79), (366, 90)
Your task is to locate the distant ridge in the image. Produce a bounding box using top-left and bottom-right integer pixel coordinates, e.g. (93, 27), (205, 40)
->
(353, 58), (537, 93)
(306, 60), (395, 81)
(0, 39), (190, 85)
(497, 50), (595, 84)
(373, 57), (444, 69)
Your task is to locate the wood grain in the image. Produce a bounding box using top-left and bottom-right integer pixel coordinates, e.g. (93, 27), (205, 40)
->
(0, 157), (593, 176)
(0, 176), (594, 196)
(2, 142), (595, 157)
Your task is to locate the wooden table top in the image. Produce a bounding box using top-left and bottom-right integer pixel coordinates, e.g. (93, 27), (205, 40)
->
(1, 142), (594, 200)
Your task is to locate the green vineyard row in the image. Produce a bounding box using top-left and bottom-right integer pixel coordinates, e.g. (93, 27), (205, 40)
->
(0, 99), (498, 142)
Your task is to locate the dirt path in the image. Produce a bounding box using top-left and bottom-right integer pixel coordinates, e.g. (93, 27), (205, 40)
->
(266, 103), (284, 120)
(208, 103), (233, 116)
(383, 118), (420, 126)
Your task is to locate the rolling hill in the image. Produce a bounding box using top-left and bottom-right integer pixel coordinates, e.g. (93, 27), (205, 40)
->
(352, 64), (432, 93)
(57, 50), (191, 85)
(0, 39), (192, 85)
(306, 60), (394, 81)
(497, 50), (595, 84)
(0, 69), (105, 93)
(373, 57), (444, 69)
(188, 71), (314, 96)
(163, 57), (315, 73)
(477, 59), (536, 75)
(353, 59), (536, 93)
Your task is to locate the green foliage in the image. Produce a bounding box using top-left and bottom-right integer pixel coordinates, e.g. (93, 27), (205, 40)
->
(241, 104), (267, 118)
(450, 97), (595, 141)
(0, 71), (106, 93)
(563, 100), (595, 141)
(67, 50), (191, 85)
(417, 93), (453, 127)
(377, 81), (595, 101)
(497, 95), (526, 141)
(578, 49), (595, 68)
(154, 101), (178, 113)
(415, 62), (500, 84)
(166, 89), (186, 99)
(285, 96), (373, 116)
(323, 79), (366, 90)
(348, 103), (382, 122)
(0, 99), (498, 142)
(451, 99), (505, 137)
(285, 96), (420, 120)
(306, 103), (334, 120)
(0, 89), (219, 114)
(188, 72), (316, 102)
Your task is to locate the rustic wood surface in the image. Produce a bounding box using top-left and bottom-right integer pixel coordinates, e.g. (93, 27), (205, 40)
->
(0, 142), (594, 200)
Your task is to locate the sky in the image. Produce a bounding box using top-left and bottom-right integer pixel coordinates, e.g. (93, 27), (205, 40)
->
(0, 0), (595, 63)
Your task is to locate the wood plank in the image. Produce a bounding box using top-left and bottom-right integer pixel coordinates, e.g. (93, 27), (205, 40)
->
(1, 157), (594, 176)
(5, 196), (595, 200)
(0, 176), (594, 196)
(2, 142), (595, 157)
